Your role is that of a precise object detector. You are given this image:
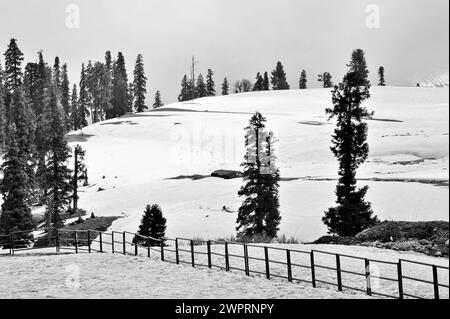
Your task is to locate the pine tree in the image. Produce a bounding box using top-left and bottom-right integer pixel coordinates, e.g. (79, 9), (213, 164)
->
(42, 84), (73, 229)
(378, 66), (386, 86)
(78, 64), (90, 128)
(318, 72), (333, 88)
(60, 64), (71, 131)
(347, 49), (370, 87)
(178, 75), (190, 102)
(236, 112), (281, 240)
(133, 204), (167, 247)
(322, 59), (378, 236)
(53, 57), (61, 90)
(221, 77), (229, 96)
(104, 51), (114, 119)
(153, 90), (164, 108)
(72, 144), (87, 221)
(0, 74), (6, 150)
(3, 38), (24, 118)
(206, 69), (216, 96)
(195, 74), (207, 98)
(0, 88), (36, 241)
(127, 83), (134, 113)
(133, 54), (147, 113)
(262, 72), (270, 90)
(111, 52), (129, 118)
(299, 69), (307, 89)
(253, 73), (264, 91)
(270, 61), (290, 90)
(70, 84), (80, 130)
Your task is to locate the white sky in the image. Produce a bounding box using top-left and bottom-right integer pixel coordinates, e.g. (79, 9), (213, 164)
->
(0, 0), (448, 103)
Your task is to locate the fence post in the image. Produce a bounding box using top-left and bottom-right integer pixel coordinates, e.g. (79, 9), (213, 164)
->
(160, 240), (165, 261)
(75, 232), (78, 254)
(397, 261), (404, 299)
(336, 254), (343, 292)
(55, 229), (60, 253)
(87, 230), (91, 253)
(264, 246), (270, 280)
(225, 242), (230, 271)
(244, 245), (250, 276)
(147, 238), (151, 258)
(190, 240), (195, 267)
(365, 259), (372, 296)
(310, 250), (316, 288)
(286, 250), (293, 282)
(175, 238), (179, 264)
(432, 265), (440, 299)
(207, 241), (212, 268)
(10, 233), (14, 255)
(111, 232), (115, 254)
(134, 240), (138, 256)
(122, 232), (126, 255)
(99, 232), (103, 253)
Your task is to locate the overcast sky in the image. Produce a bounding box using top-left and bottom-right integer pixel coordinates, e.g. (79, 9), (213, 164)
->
(0, 0), (448, 103)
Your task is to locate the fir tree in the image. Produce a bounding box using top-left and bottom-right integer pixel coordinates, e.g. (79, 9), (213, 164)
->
(253, 72), (264, 91)
(0, 76), (6, 150)
(53, 57), (61, 90)
(133, 54), (147, 113)
(42, 84), (73, 229)
(322, 62), (379, 236)
(78, 64), (90, 128)
(0, 88), (36, 241)
(178, 75), (190, 102)
(70, 84), (80, 130)
(206, 69), (216, 96)
(318, 72), (333, 88)
(378, 66), (386, 86)
(127, 83), (134, 113)
(236, 112), (281, 240)
(271, 61), (290, 90)
(3, 38), (24, 118)
(262, 72), (270, 90)
(133, 204), (167, 247)
(60, 64), (71, 130)
(221, 77), (229, 96)
(195, 74), (207, 98)
(72, 144), (87, 221)
(299, 69), (307, 89)
(153, 90), (164, 108)
(111, 52), (129, 118)
(347, 49), (370, 87)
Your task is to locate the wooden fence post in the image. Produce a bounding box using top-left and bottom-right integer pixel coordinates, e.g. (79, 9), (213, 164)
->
(160, 240), (165, 261)
(147, 238), (151, 258)
(75, 232), (78, 254)
(397, 261), (404, 299)
(310, 251), (316, 288)
(190, 240), (195, 267)
(264, 246), (270, 280)
(225, 242), (230, 271)
(207, 241), (212, 268)
(111, 232), (115, 254)
(55, 229), (60, 253)
(87, 230), (91, 253)
(432, 265), (440, 299)
(10, 233), (14, 255)
(122, 232), (126, 255)
(365, 259), (372, 296)
(244, 245), (250, 276)
(99, 232), (103, 253)
(336, 254), (343, 292)
(175, 238), (179, 264)
(134, 240), (138, 256)
(286, 250), (293, 282)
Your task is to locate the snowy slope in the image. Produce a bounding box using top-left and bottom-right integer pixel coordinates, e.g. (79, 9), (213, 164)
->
(66, 86), (448, 242)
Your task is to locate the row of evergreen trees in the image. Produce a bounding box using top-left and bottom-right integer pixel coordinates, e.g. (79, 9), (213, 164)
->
(236, 49), (379, 241)
(178, 61), (387, 103)
(0, 39), (88, 242)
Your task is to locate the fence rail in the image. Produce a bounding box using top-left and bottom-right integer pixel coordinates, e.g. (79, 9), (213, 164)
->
(1, 229), (448, 300)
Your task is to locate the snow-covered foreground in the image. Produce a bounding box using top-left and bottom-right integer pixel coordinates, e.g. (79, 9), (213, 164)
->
(67, 87), (448, 241)
(1, 241), (448, 299)
(0, 252), (349, 299)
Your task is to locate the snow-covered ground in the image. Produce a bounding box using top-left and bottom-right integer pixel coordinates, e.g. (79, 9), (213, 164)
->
(1, 86), (448, 241)
(67, 87), (448, 242)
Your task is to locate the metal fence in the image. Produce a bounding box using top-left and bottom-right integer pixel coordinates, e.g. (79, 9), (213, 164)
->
(1, 229), (448, 299)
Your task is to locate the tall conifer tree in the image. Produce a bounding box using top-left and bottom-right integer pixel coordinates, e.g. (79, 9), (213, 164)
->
(133, 54), (147, 113)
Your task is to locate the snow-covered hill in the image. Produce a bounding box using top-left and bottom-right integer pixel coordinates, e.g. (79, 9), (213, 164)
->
(64, 86), (449, 242)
